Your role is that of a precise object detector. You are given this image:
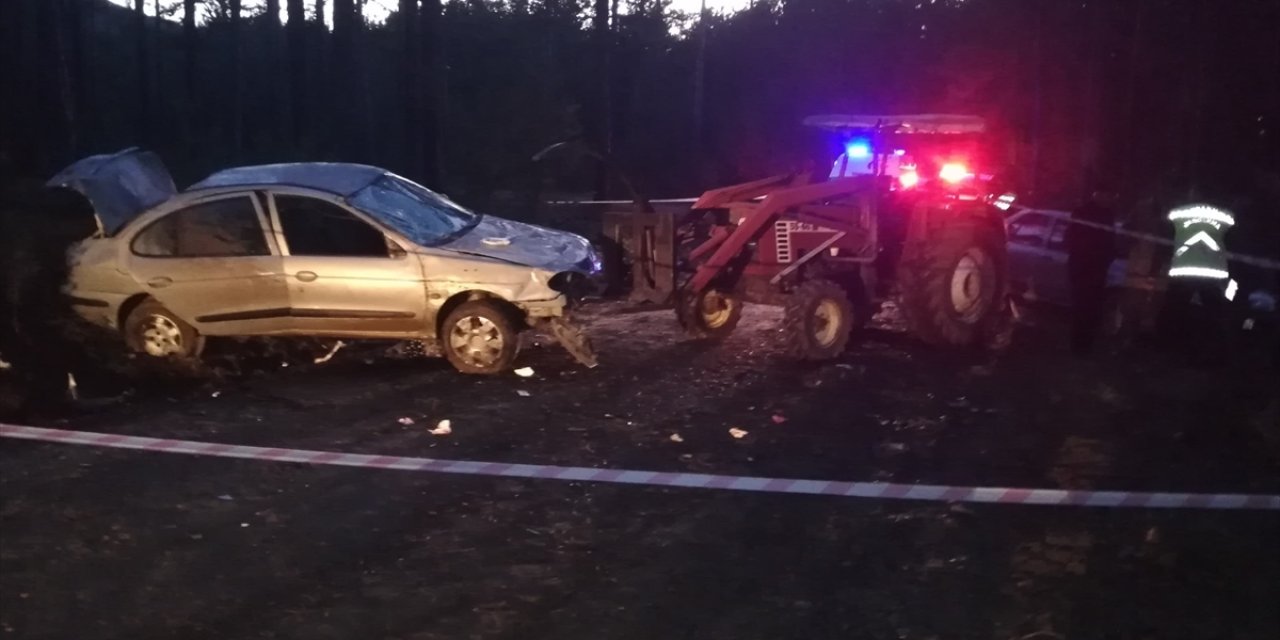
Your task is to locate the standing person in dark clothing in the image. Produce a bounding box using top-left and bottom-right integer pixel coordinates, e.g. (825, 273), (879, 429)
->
(1066, 187), (1118, 354)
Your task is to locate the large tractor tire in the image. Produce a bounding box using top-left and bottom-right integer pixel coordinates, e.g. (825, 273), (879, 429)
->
(898, 219), (1007, 347)
(676, 287), (743, 340)
(783, 279), (860, 360)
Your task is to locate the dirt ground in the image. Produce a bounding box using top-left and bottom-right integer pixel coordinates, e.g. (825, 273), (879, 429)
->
(2, 303), (1278, 640)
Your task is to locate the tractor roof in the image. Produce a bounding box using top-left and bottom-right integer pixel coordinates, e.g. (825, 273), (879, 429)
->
(803, 114), (986, 134)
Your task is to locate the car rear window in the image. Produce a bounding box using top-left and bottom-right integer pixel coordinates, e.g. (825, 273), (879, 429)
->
(131, 196), (268, 257)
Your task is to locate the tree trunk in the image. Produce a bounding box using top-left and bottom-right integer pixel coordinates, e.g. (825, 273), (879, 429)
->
(230, 0), (243, 155)
(182, 0), (196, 116)
(53, 0), (77, 156)
(332, 0), (355, 157)
(66, 0), (87, 155)
(399, 0), (420, 177)
(264, 0), (286, 151)
(134, 0), (149, 144)
(419, 0), (441, 187)
(591, 0), (610, 198)
(286, 0), (306, 147)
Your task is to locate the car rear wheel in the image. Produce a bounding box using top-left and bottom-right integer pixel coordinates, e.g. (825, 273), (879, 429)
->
(124, 299), (204, 359)
(441, 300), (521, 375)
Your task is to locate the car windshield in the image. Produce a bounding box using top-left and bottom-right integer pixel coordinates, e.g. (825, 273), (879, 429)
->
(348, 174), (478, 246)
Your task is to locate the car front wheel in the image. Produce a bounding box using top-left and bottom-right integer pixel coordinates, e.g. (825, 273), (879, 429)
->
(441, 300), (521, 375)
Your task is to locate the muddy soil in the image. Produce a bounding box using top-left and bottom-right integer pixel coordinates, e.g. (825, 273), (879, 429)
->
(2, 304), (1278, 639)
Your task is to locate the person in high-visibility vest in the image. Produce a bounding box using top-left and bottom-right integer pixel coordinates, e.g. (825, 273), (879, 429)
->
(1168, 204), (1234, 282)
(1164, 203), (1236, 363)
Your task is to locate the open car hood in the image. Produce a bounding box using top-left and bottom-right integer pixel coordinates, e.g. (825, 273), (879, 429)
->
(47, 148), (176, 235)
(438, 216), (596, 273)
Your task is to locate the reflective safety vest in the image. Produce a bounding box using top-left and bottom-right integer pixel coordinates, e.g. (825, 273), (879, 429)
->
(1168, 204), (1233, 280)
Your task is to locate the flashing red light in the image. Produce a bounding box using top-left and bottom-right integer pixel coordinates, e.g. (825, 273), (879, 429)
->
(898, 170), (920, 189)
(939, 163), (970, 183)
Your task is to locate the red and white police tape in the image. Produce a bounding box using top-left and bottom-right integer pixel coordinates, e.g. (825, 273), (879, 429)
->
(2, 423), (1278, 510)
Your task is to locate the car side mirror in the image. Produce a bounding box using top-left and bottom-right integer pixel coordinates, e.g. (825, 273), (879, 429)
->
(386, 237), (407, 258)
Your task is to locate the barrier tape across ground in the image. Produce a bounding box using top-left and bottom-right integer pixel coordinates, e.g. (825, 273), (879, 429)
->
(3, 424), (1277, 510)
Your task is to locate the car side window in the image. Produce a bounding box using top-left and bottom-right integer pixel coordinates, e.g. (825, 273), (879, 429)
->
(132, 196), (268, 257)
(275, 195), (389, 257)
(1007, 213), (1051, 247)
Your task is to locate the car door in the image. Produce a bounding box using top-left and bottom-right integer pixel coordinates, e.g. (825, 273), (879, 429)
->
(1005, 211), (1056, 301)
(269, 191), (428, 336)
(124, 192), (291, 335)
(1040, 220), (1073, 304)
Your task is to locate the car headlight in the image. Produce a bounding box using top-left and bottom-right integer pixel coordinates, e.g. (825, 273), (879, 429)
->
(576, 246), (603, 275)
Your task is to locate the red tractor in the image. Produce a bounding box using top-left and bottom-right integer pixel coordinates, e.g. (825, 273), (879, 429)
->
(604, 114), (1012, 357)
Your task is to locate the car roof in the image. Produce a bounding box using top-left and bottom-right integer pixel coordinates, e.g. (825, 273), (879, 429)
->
(188, 162), (387, 197)
(1011, 208), (1068, 220)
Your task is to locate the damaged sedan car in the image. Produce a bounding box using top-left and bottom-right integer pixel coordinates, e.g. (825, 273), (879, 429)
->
(51, 148), (600, 374)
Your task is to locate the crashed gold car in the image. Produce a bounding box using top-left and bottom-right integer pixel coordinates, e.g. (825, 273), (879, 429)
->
(51, 149), (600, 374)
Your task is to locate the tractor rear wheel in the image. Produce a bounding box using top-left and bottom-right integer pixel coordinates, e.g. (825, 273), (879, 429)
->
(676, 287), (743, 340)
(783, 279), (858, 360)
(898, 220), (1006, 347)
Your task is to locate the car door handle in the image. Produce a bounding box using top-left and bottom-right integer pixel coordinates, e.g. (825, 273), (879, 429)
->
(295, 271), (318, 282)
(146, 276), (172, 289)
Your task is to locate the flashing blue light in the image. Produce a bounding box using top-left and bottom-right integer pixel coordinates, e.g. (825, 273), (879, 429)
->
(846, 140), (871, 159)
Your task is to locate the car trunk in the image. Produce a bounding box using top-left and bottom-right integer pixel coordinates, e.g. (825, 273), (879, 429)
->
(45, 148), (176, 236)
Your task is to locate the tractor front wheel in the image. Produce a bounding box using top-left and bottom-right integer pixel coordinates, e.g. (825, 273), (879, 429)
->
(676, 287), (743, 340)
(898, 221), (1006, 347)
(783, 279), (858, 360)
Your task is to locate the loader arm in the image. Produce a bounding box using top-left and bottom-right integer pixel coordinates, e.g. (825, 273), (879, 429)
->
(686, 177), (873, 294)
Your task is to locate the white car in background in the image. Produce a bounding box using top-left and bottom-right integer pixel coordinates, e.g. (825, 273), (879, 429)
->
(1004, 208), (1126, 305)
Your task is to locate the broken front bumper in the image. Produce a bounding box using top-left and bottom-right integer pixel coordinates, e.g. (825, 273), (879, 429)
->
(530, 313), (598, 368)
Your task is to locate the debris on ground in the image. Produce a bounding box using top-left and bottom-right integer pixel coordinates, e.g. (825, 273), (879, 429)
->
(429, 419), (452, 435)
(669, 433), (684, 443)
(0, 356), (10, 370)
(771, 413), (788, 424)
(313, 341), (346, 364)
(217, 495), (234, 501)
(513, 367), (535, 378)
(66, 372), (79, 401)
(397, 417), (415, 426)
(516, 390), (531, 397)
(728, 427), (748, 439)
(210, 391), (221, 398)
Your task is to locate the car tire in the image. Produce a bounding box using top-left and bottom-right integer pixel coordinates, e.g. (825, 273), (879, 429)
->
(898, 219), (1007, 347)
(783, 279), (858, 360)
(123, 299), (205, 359)
(441, 300), (521, 375)
(676, 287), (743, 340)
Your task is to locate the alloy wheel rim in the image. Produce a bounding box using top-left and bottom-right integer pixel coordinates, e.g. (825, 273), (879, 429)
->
(140, 314), (184, 357)
(449, 315), (504, 368)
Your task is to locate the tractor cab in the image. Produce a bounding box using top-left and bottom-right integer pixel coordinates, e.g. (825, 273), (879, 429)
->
(806, 113), (997, 203)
